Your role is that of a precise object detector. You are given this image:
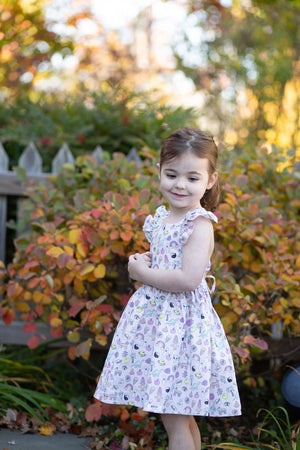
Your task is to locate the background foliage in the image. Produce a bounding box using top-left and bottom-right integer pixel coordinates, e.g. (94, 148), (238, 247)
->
(1, 140), (299, 373)
(0, 0), (299, 445)
(0, 89), (196, 170)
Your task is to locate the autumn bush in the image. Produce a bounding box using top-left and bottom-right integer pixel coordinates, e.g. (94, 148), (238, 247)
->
(0, 142), (299, 428)
(0, 152), (161, 358)
(213, 145), (300, 362)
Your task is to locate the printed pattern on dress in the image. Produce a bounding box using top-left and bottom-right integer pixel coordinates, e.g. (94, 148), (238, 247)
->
(94, 206), (241, 417)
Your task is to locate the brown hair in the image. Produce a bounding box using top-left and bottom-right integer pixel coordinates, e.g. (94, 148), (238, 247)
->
(160, 127), (220, 212)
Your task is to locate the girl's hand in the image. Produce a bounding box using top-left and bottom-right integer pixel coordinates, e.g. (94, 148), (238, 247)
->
(140, 251), (151, 267)
(128, 252), (151, 281)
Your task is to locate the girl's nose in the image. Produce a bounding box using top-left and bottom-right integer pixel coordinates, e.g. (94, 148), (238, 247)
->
(175, 177), (185, 189)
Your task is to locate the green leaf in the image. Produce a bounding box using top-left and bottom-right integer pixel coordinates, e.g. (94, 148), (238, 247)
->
(14, 166), (27, 182)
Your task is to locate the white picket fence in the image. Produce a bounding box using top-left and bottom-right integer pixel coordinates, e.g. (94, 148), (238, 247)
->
(0, 141), (141, 346)
(0, 141), (141, 263)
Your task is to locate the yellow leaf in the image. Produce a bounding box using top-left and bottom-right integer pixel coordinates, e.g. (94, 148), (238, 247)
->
(94, 264), (106, 279)
(74, 278), (85, 294)
(77, 242), (88, 258)
(291, 297), (300, 308)
(250, 260), (261, 273)
(63, 245), (74, 256)
(33, 291), (43, 303)
(69, 229), (81, 244)
(41, 295), (52, 305)
(79, 263), (94, 276)
(95, 335), (107, 346)
(39, 423), (56, 436)
(56, 294), (64, 303)
(46, 246), (64, 258)
(50, 317), (63, 327)
(15, 301), (30, 312)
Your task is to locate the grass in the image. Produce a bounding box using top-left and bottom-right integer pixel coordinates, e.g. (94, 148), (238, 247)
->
(210, 406), (300, 450)
(0, 341), (69, 422)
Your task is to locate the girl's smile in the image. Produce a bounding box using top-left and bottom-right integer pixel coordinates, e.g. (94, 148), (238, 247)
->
(158, 153), (217, 217)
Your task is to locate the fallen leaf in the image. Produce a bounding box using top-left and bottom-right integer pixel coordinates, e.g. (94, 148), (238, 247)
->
(39, 423), (56, 436)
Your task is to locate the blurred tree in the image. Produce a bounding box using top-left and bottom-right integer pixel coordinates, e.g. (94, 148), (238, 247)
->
(0, 0), (76, 97)
(172, 0), (300, 156)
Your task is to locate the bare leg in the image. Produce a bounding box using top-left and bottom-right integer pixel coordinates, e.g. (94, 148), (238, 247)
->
(161, 414), (200, 450)
(189, 416), (201, 450)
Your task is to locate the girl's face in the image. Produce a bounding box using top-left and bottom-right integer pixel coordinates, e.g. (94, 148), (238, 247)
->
(158, 152), (217, 215)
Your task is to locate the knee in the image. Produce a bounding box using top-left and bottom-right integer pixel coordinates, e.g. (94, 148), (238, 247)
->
(161, 414), (190, 434)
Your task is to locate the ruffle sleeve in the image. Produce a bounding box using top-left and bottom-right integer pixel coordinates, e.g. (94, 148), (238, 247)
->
(179, 207), (218, 245)
(143, 205), (168, 243)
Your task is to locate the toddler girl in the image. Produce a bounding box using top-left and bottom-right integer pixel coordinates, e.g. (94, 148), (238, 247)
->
(94, 127), (241, 449)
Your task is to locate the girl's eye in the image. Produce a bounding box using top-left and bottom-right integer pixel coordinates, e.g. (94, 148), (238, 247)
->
(166, 173), (176, 178)
(189, 177), (199, 182)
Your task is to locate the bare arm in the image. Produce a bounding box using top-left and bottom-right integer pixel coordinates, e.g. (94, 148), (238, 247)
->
(128, 218), (214, 292)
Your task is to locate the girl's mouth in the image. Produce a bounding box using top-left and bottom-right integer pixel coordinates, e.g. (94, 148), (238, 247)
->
(172, 193), (187, 198)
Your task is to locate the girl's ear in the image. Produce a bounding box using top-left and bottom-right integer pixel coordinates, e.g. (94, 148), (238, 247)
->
(207, 171), (218, 190)
(157, 163), (161, 179)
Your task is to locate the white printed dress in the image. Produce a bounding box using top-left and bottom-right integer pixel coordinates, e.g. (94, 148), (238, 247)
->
(94, 206), (241, 416)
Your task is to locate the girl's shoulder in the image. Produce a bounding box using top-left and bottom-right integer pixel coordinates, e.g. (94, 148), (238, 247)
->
(185, 207), (218, 224)
(179, 207), (217, 246)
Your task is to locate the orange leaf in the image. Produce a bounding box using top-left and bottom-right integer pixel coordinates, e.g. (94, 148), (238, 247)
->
(22, 322), (38, 333)
(120, 231), (133, 241)
(85, 402), (102, 422)
(120, 408), (130, 422)
(131, 412), (143, 422)
(68, 346), (77, 360)
(110, 230), (119, 240)
(27, 336), (39, 349)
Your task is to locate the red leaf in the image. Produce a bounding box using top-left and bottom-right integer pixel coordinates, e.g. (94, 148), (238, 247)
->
(69, 300), (86, 317)
(22, 322), (38, 333)
(24, 261), (39, 269)
(96, 304), (113, 313)
(27, 336), (39, 349)
(131, 412), (143, 422)
(28, 277), (40, 289)
(57, 253), (71, 268)
(2, 308), (15, 325)
(50, 326), (64, 338)
(121, 294), (131, 307)
(244, 335), (268, 350)
(68, 346), (77, 360)
(85, 402), (102, 422)
(233, 345), (250, 359)
(91, 208), (101, 219)
(253, 338), (268, 350)
(35, 305), (44, 317)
